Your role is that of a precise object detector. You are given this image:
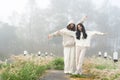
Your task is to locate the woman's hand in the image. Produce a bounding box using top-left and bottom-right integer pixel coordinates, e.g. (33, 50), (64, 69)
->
(80, 16), (88, 23)
(84, 16), (88, 19)
(48, 34), (52, 39)
(101, 33), (107, 36)
(83, 16), (87, 20)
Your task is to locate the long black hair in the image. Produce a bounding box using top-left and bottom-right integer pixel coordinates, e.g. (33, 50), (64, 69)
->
(67, 23), (76, 31)
(76, 23), (87, 40)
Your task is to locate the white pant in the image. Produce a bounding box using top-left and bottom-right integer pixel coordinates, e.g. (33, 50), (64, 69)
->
(64, 46), (75, 73)
(75, 46), (87, 74)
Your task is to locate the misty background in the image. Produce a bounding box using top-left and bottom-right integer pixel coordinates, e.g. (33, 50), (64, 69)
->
(0, 0), (120, 59)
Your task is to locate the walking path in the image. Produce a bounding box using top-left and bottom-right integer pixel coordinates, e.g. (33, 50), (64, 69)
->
(40, 70), (69, 80)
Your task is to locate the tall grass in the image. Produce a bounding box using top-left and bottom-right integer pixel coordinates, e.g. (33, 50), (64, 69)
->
(45, 57), (64, 70)
(1, 54), (120, 80)
(82, 56), (120, 80)
(70, 56), (120, 80)
(51, 57), (64, 70)
(0, 54), (54, 80)
(1, 62), (46, 80)
(0, 55), (65, 80)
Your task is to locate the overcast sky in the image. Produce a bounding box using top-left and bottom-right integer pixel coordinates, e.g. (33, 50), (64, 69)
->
(0, 0), (119, 23)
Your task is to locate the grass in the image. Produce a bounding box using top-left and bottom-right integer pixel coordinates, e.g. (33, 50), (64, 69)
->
(1, 55), (120, 80)
(70, 74), (94, 80)
(83, 56), (120, 80)
(51, 57), (64, 70)
(71, 74), (89, 78)
(45, 57), (64, 70)
(0, 55), (64, 80)
(70, 56), (120, 80)
(95, 65), (107, 70)
(0, 54), (54, 80)
(1, 62), (46, 80)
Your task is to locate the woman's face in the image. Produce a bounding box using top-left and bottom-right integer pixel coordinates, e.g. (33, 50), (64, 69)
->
(78, 25), (82, 31)
(70, 23), (74, 28)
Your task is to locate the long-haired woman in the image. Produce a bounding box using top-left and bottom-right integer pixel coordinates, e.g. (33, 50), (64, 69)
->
(75, 23), (105, 74)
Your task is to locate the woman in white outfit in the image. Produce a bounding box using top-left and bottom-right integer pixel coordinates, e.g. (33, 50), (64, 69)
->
(48, 21), (76, 74)
(64, 23), (105, 75)
(75, 23), (105, 74)
(48, 16), (87, 74)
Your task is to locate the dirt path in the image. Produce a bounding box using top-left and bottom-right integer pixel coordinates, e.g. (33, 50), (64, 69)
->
(40, 70), (69, 80)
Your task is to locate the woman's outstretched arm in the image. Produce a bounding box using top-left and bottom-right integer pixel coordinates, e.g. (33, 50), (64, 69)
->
(48, 28), (76, 39)
(48, 30), (62, 39)
(80, 16), (87, 24)
(61, 29), (75, 37)
(93, 31), (105, 35)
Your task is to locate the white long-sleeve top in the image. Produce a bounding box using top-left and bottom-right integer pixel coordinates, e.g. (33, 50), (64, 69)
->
(50, 28), (75, 47)
(76, 31), (104, 47)
(63, 30), (104, 47)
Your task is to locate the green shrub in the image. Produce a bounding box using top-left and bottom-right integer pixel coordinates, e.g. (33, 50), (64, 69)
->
(45, 62), (53, 70)
(45, 57), (64, 70)
(1, 71), (19, 80)
(0, 62), (46, 80)
(52, 58), (64, 70)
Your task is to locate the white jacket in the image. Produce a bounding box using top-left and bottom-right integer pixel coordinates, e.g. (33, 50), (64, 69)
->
(50, 28), (75, 47)
(63, 30), (104, 47)
(75, 31), (104, 47)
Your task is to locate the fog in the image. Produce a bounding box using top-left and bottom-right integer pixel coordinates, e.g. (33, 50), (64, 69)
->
(0, 0), (120, 59)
